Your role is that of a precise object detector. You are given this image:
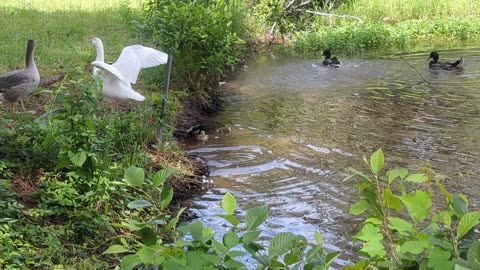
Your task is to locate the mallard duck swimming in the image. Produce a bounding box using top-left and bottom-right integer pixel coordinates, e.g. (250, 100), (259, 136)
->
(196, 130), (208, 142)
(0, 40), (40, 111)
(428, 51), (463, 70)
(90, 37), (168, 101)
(322, 49), (341, 68)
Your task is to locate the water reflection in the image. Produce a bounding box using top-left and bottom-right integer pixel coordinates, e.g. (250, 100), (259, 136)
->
(186, 47), (480, 267)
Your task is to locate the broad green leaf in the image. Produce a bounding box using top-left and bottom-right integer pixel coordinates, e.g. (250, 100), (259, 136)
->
(369, 148), (384, 175)
(127, 200), (152, 209)
(388, 217), (414, 236)
(137, 227), (157, 246)
(269, 232), (295, 256)
(457, 212), (480, 239)
(221, 192), (237, 215)
(68, 150), (86, 167)
(200, 253), (222, 264)
(165, 207), (185, 231)
(241, 230), (261, 243)
(325, 251), (341, 269)
(314, 231), (323, 245)
(454, 264), (473, 270)
(216, 214), (240, 226)
(223, 231), (240, 248)
(386, 168), (408, 185)
(360, 240), (386, 257)
(152, 168), (176, 189)
(428, 248), (453, 270)
(365, 217), (382, 225)
(383, 189), (403, 211)
(397, 191), (432, 221)
(160, 185), (174, 210)
(121, 254), (141, 270)
(137, 245), (165, 265)
(124, 166), (145, 187)
(399, 238), (430, 255)
(453, 194), (469, 215)
(224, 258), (246, 269)
(405, 173), (429, 183)
(284, 253), (301, 265)
(246, 205), (268, 230)
(103, 244), (129, 254)
(348, 167), (372, 183)
(355, 223), (383, 242)
(212, 239), (227, 253)
(442, 212), (452, 228)
(467, 242), (480, 269)
(350, 199), (368, 215)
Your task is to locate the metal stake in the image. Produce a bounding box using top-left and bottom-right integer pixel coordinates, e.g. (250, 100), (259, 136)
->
(158, 54), (173, 144)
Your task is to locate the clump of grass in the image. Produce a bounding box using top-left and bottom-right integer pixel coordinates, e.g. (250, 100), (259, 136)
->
(0, 0), (143, 74)
(292, 16), (480, 56)
(336, 0), (480, 22)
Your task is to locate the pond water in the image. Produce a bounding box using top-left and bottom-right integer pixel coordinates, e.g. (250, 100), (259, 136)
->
(185, 47), (480, 266)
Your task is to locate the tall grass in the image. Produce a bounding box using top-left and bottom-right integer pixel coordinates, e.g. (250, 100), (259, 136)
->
(0, 0), (144, 74)
(337, 0), (480, 22)
(285, 0), (480, 56)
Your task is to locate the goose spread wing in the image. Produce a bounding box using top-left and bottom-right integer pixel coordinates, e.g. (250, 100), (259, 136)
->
(112, 45), (168, 84)
(91, 61), (128, 84)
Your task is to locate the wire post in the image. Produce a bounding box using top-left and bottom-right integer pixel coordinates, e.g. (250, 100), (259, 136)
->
(158, 54), (173, 144)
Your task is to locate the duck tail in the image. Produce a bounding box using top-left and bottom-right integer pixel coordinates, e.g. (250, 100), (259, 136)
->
(452, 58), (464, 68)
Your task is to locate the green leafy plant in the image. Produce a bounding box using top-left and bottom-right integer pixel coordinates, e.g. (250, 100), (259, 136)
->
(138, 0), (244, 92)
(106, 186), (339, 269)
(346, 149), (480, 269)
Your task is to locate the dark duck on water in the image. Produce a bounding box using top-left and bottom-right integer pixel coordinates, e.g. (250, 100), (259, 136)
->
(428, 51), (463, 70)
(322, 49), (341, 68)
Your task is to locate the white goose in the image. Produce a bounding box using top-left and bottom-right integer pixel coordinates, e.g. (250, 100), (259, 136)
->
(90, 37), (168, 101)
(0, 40), (40, 111)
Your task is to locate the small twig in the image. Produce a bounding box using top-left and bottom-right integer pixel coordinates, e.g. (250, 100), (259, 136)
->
(304, 9), (363, 22)
(402, 57), (431, 85)
(269, 22), (277, 36)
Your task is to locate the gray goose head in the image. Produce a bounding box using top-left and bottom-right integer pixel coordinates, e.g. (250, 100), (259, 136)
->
(0, 40), (41, 110)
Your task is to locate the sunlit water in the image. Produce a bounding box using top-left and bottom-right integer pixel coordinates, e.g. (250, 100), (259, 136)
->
(185, 47), (480, 267)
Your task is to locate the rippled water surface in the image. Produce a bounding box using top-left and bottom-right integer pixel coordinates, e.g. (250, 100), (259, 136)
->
(186, 47), (480, 266)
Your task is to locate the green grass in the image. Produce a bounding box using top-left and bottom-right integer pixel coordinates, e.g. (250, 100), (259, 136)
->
(285, 0), (480, 56)
(337, 0), (480, 22)
(0, 0), (144, 75)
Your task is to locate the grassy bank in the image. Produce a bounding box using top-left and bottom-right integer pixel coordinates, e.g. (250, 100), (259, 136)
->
(0, 1), (198, 269)
(0, 0), (142, 73)
(247, 0), (480, 56)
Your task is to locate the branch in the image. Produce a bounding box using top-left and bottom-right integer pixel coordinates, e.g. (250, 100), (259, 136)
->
(304, 9), (363, 22)
(40, 72), (66, 88)
(401, 57), (431, 85)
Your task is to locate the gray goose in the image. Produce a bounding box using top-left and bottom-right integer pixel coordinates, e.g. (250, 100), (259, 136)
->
(0, 40), (40, 111)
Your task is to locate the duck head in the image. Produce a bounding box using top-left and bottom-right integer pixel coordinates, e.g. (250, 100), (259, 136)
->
(428, 51), (439, 62)
(322, 49), (332, 59)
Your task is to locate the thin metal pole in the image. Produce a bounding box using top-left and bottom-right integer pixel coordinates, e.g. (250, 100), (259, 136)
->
(158, 54), (173, 144)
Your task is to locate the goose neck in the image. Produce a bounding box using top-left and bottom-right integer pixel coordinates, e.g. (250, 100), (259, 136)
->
(25, 40), (36, 69)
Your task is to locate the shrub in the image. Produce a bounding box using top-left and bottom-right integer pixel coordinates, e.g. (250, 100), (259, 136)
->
(136, 0), (245, 92)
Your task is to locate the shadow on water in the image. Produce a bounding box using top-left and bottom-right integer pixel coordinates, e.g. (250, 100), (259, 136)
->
(186, 46), (480, 267)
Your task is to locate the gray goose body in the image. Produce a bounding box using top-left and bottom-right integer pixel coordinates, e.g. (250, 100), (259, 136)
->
(0, 40), (40, 107)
